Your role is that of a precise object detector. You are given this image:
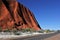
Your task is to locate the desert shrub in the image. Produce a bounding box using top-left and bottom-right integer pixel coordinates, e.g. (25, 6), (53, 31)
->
(44, 29), (51, 33)
(57, 30), (60, 32)
(14, 32), (20, 35)
(37, 30), (44, 33)
(21, 28), (36, 32)
(3, 29), (10, 32)
(0, 26), (2, 32)
(12, 30), (21, 35)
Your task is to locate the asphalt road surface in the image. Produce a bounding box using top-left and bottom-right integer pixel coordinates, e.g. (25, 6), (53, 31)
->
(44, 33), (60, 40)
(11, 31), (60, 40)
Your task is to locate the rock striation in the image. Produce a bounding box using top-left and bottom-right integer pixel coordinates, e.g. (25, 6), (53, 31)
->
(0, 0), (41, 31)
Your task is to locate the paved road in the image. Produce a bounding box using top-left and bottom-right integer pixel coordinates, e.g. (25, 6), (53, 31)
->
(44, 33), (60, 40)
(11, 31), (60, 40)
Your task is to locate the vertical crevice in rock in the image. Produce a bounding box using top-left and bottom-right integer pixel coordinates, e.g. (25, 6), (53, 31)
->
(18, 3), (27, 24)
(2, 0), (15, 21)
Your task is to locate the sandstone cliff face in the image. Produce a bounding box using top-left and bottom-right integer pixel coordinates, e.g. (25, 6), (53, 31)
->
(0, 0), (41, 31)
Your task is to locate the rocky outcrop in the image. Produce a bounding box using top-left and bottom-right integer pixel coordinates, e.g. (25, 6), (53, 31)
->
(0, 0), (41, 31)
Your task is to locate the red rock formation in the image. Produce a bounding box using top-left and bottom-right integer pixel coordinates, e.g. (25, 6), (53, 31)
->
(0, 0), (41, 31)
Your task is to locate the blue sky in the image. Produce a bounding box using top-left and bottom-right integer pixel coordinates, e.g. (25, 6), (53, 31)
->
(17, 0), (60, 30)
